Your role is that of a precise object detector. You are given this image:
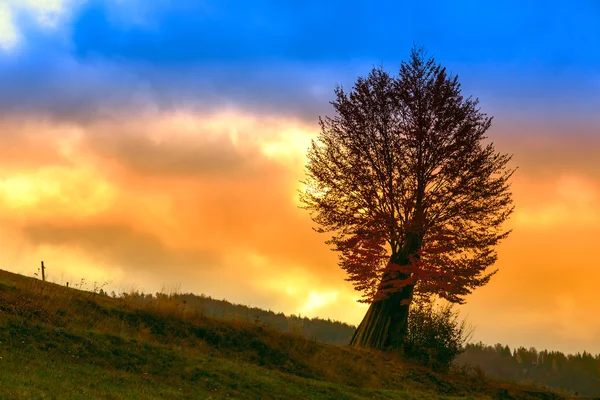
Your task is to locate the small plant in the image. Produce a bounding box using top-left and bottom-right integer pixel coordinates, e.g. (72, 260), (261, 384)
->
(404, 296), (473, 372)
(92, 280), (113, 294)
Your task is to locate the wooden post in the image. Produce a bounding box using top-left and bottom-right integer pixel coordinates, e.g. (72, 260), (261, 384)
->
(41, 261), (46, 282)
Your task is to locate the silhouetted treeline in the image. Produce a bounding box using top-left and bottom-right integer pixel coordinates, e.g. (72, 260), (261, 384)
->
(118, 290), (356, 345)
(455, 342), (600, 397)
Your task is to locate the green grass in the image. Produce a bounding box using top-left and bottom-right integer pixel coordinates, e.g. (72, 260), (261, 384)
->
(0, 269), (575, 399)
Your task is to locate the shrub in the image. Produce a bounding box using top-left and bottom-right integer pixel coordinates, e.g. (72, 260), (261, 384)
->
(404, 297), (473, 372)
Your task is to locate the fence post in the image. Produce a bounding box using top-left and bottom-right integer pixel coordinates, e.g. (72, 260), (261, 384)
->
(41, 261), (46, 282)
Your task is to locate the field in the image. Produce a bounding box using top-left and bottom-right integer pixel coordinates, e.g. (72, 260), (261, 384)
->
(0, 269), (579, 400)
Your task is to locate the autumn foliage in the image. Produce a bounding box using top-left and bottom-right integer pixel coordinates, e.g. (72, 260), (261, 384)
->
(302, 48), (514, 306)
(301, 47), (514, 350)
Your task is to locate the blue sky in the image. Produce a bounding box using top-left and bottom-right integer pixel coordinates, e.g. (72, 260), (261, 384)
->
(1, 0), (599, 122)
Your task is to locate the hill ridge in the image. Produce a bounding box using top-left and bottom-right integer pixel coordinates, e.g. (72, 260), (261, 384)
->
(0, 268), (581, 399)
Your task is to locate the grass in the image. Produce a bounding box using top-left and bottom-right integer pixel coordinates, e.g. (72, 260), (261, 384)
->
(0, 269), (581, 399)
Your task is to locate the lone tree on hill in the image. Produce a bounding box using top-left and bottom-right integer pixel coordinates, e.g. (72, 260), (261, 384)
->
(300, 47), (515, 352)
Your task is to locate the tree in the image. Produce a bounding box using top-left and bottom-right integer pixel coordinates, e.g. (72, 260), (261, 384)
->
(300, 47), (514, 352)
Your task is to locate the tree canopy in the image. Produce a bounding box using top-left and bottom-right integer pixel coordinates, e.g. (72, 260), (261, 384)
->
(301, 47), (515, 307)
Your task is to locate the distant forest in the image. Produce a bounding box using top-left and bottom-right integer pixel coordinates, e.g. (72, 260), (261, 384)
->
(456, 342), (600, 398)
(113, 290), (600, 397)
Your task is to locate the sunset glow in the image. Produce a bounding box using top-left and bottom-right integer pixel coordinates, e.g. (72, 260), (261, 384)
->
(1, 0), (599, 356)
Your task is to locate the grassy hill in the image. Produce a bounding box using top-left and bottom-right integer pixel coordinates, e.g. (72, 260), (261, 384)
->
(0, 269), (583, 399)
(121, 291), (356, 346)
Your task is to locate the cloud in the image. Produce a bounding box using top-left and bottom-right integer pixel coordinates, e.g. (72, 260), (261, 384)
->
(512, 174), (600, 228)
(0, 3), (19, 51)
(0, 118), (76, 171)
(0, 0), (80, 51)
(0, 50), (345, 125)
(86, 123), (253, 179)
(458, 216), (600, 354)
(1, 0), (599, 127)
(78, 110), (318, 176)
(0, 109), (355, 315)
(16, 0), (75, 28)
(21, 220), (222, 275)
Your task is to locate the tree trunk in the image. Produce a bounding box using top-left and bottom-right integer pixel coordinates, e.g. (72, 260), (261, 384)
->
(349, 276), (414, 351)
(349, 232), (421, 352)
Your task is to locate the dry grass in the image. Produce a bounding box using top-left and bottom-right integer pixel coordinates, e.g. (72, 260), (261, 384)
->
(0, 269), (583, 400)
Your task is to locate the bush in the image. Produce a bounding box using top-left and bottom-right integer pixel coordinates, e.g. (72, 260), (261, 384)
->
(404, 298), (473, 372)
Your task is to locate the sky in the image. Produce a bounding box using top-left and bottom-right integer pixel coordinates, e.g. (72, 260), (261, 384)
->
(0, 0), (599, 355)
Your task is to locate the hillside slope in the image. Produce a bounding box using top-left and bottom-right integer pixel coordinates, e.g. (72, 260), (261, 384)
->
(122, 291), (356, 346)
(0, 269), (579, 400)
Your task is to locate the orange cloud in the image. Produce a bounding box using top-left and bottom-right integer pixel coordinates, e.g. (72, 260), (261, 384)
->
(1, 110), (600, 353)
(512, 174), (600, 228)
(0, 109), (365, 321)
